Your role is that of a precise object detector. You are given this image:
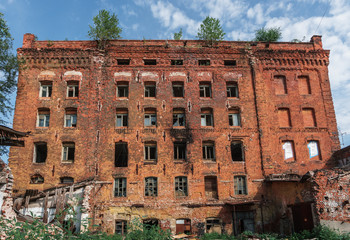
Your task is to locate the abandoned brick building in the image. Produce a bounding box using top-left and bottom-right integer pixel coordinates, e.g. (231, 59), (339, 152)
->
(8, 33), (343, 235)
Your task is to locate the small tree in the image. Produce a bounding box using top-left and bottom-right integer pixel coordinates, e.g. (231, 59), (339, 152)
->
(196, 16), (225, 46)
(173, 28), (183, 40)
(254, 27), (282, 42)
(88, 9), (122, 49)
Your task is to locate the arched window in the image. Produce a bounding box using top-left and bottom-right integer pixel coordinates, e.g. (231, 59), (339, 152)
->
(30, 174), (44, 184)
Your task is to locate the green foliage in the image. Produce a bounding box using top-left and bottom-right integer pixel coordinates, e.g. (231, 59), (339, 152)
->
(202, 232), (236, 239)
(254, 27), (282, 42)
(88, 9), (122, 49)
(173, 28), (183, 40)
(196, 16), (225, 45)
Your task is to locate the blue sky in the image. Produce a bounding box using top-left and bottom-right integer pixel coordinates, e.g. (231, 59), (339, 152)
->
(1, 0), (350, 162)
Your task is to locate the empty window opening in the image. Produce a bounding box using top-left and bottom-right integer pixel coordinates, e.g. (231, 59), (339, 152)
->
(67, 81), (79, 98)
(34, 142), (47, 163)
(116, 109), (128, 127)
(227, 82), (239, 98)
(60, 177), (74, 184)
(171, 60), (183, 65)
(114, 178), (127, 197)
(224, 60), (237, 66)
(40, 82), (52, 98)
(117, 59), (130, 65)
(175, 176), (188, 197)
(233, 211), (255, 236)
(145, 82), (156, 97)
(307, 140), (321, 160)
(144, 59), (157, 65)
(199, 60), (210, 66)
(143, 219), (159, 229)
(282, 140), (295, 162)
(278, 108), (291, 128)
(298, 76), (311, 95)
(199, 83), (212, 98)
(176, 219), (191, 235)
(234, 176), (247, 195)
(144, 142), (157, 163)
(201, 108), (213, 126)
(30, 174), (44, 184)
(302, 108), (316, 127)
(115, 220), (127, 235)
(205, 176), (218, 199)
(62, 143), (75, 163)
(37, 108), (50, 127)
(117, 82), (129, 98)
(206, 218), (221, 234)
(145, 177), (158, 196)
(144, 108), (157, 127)
(229, 108), (241, 127)
(115, 142), (128, 167)
(174, 142), (186, 161)
(65, 108), (77, 127)
(173, 108), (185, 127)
(231, 141), (244, 161)
(173, 82), (184, 97)
(274, 75), (287, 95)
(203, 141), (215, 161)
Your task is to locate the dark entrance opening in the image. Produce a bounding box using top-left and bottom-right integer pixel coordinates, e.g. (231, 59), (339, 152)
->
(291, 203), (314, 232)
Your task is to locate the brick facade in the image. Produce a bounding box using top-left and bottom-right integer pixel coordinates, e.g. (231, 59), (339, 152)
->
(9, 34), (340, 235)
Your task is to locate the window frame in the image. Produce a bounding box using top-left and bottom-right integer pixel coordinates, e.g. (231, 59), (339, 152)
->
(144, 108), (157, 127)
(234, 176), (248, 195)
(39, 82), (52, 98)
(33, 142), (47, 164)
(172, 82), (184, 97)
(231, 141), (244, 162)
(114, 178), (127, 197)
(115, 142), (128, 167)
(145, 177), (158, 197)
(282, 140), (296, 162)
(173, 108), (185, 127)
(116, 82), (129, 98)
(226, 82), (239, 98)
(206, 218), (221, 233)
(60, 177), (74, 184)
(66, 82), (79, 98)
(62, 143), (75, 163)
(201, 108), (213, 127)
(30, 174), (44, 184)
(175, 176), (188, 197)
(115, 220), (128, 235)
(174, 142), (186, 161)
(202, 141), (215, 161)
(116, 109), (128, 127)
(37, 109), (50, 128)
(228, 108), (241, 127)
(64, 109), (77, 128)
(199, 83), (212, 98)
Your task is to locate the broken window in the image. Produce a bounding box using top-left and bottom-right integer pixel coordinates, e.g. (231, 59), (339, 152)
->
(201, 108), (213, 126)
(115, 142), (128, 167)
(203, 141), (215, 161)
(175, 176), (188, 197)
(145, 177), (157, 196)
(171, 60), (183, 65)
(144, 108), (157, 127)
(173, 108), (185, 127)
(144, 142), (157, 163)
(282, 140), (295, 162)
(307, 140), (321, 160)
(144, 82), (156, 97)
(298, 76), (311, 95)
(274, 75), (287, 95)
(205, 176), (218, 199)
(64, 108), (77, 127)
(114, 178), (127, 197)
(174, 142), (186, 161)
(227, 82), (238, 98)
(172, 82), (184, 97)
(37, 108), (50, 127)
(117, 82), (129, 98)
(233, 211), (255, 235)
(34, 142), (47, 163)
(206, 218), (221, 234)
(117, 59), (130, 65)
(30, 174), (44, 184)
(62, 143), (75, 163)
(224, 60), (236, 66)
(60, 177), (74, 184)
(234, 176), (247, 195)
(143, 219), (159, 229)
(302, 108), (316, 127)
(228, 108), (241, 127)
(115, 220), (127, 235)
(176, 219), (191, 235)
(116, 108), (128, 127)
(67, 81), (79, 98)
(199, 60), (210, 66)
(278, 108), (291, 128)
(39, 82), (52, 98)
(144, 59), (157, 65)
(231, 141), (244, 162)
(199, 83), (212, 98)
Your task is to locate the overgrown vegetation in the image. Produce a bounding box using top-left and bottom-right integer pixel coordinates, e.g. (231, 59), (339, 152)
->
(173, 28), (183, 40)
(196, 16), (225, 46)
(254, 27), (282, 42)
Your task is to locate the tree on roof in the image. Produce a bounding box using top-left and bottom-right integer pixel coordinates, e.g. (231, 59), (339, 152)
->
(254, 27), (282, 42)
(88, 10), (122, 49)
(196, 16), (225, 46)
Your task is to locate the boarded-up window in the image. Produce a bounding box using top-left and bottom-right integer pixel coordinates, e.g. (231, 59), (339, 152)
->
(299, 76), (311, 95)
(278, 108), (291, 128)
(274, 75), (287, 95)
(176, 219), (191, 234)
(282, 141), (295, 162)
(234, 176), (247, 195)
(205, 176), (218, 199)
(206, 218), (221, 234)
(175, 176), (188, 197)
(115, 142), (128, 167)
(231, 141), (244, 161)
(114, 178), (127, 197)
(228, 108), (241, 126)
(302, 108), (316, 127)
(145, 177), (157, 196)
(34, 142), (47, 163)
(307, 140), (321, 160)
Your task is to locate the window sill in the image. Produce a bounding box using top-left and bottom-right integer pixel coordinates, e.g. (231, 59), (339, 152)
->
(144, 97), (156, 99)
(232, 160), (245, 163)
(64, 127), (77, 129)
(229, 126), (241, 128)
(203, 160), (216, 163)
(144, 160), (157, 165)
(66, 97), (79, 100)
(173, 96), (185, 99)
(174, 159), (186, 164)
(61, 161), (74, 164)
(227, 97), (239, 100)
(199, 97), (212, 99)
(39, 97), (51, 100)
(36, 127), (49, 129)
(172, 126), (186, 129)
(116, 97), (128, 100)
(32, 162), (46, 165)
(201, 126), (214, 128)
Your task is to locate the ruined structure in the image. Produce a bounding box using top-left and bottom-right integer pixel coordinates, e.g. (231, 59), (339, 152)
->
(9, 34), (342, 235)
